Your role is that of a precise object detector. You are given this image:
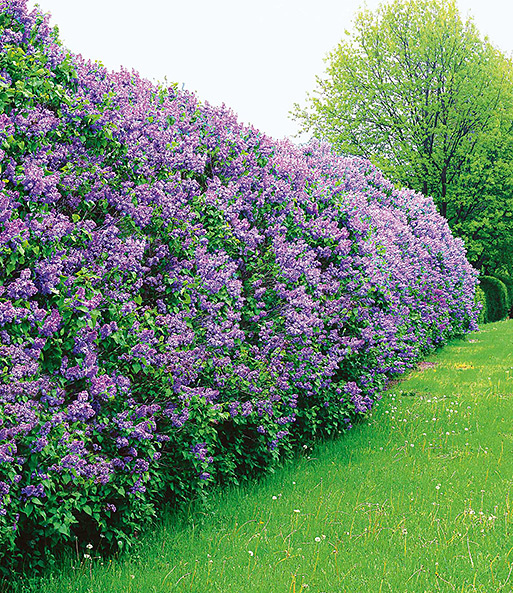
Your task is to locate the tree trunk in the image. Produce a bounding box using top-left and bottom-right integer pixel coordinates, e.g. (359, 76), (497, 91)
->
(440, 169), (447, 218)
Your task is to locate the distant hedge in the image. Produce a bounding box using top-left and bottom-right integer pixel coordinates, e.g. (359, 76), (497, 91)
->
(479, 276), (509, 322)
(493, 274), (513, 317)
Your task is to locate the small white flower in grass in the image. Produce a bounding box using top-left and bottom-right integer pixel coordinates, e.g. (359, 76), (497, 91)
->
(83, 554), (91, 559)
(315, 537), (321, 542)
(272, 496), (277, 500)
(86, 543), (93, 550)
(435, 484), (441, 490)
(130, 575), (135, 580)
(248, 550), (254, 556)
(294, 509), (300, 513)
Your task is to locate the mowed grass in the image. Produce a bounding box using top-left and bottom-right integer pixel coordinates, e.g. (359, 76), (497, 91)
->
(18, 320), (513, 593)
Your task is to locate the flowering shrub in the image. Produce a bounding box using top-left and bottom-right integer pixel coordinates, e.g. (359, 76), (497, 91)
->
(0, 0), (479, 572)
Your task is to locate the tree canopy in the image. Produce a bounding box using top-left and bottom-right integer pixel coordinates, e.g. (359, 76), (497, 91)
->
(292, 0), (513, 273)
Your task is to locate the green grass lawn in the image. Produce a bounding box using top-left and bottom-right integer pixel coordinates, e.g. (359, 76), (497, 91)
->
(18, 320), (513, 593)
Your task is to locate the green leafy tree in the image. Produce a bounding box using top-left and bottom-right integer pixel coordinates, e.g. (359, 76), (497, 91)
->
(451, 118), (513, 273)
(292, 0), (513, 272)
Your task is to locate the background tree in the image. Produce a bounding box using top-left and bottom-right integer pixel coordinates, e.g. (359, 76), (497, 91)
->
(292, 0), (513, 273)
(451, 118), (513, 273)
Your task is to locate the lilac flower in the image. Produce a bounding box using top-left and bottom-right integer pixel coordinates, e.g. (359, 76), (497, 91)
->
(6, 270), (38, 300)
(66, 392), (96, 423)
(191, 442), (209, 462)
(0, 481), (9, 498)
(21, 483), (45, 500)
(130, 478), (146, 494)
(241, 401), (253, 417)
(116, 437), (129, 449)
(39, 308), (62, 336)
(133, 459), (149, 473)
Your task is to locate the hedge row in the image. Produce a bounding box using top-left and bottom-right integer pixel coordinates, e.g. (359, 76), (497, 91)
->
(494, 274), (513, 317)
(0, 0), (479, 573)
(478, 276), (511, 323)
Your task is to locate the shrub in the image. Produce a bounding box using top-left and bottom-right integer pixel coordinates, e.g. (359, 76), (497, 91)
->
(479, 276), (509, 322)
(0, 0), (479, 573)
(493, 274), (513, 317)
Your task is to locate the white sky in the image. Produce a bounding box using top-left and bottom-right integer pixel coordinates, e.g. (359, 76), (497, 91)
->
(27, 0), (513, 141)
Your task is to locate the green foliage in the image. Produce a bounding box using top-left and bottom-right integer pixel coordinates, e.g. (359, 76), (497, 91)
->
(292, 0), (513, 272)
(474, 286), (487, 326)
(451, 123), (513, 273)
(492, 273), (513, 316)
(479, 276), (509, 322)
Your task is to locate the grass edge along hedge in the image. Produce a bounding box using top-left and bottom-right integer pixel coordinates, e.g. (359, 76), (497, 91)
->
(0, 0), (479, 575)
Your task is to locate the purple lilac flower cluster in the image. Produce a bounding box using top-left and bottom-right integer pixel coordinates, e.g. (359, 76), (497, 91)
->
(0, 0), (479, 570)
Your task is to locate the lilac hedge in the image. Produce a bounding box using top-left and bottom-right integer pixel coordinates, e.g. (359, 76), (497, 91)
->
(0, 0), (479, 572)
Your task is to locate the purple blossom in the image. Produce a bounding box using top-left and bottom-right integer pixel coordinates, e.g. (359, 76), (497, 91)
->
(6, 270), (38, 300)
(39, 308), (62, 336)
(66, 392), (96, 423)
(130, 478), (146, 494)
(21, 483), (45, 500)
(116, 437), (129, 449)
